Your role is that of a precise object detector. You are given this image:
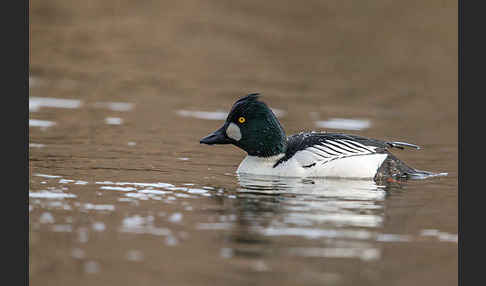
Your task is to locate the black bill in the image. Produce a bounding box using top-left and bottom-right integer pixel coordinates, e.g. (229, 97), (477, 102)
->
(200, 126), (231, 145)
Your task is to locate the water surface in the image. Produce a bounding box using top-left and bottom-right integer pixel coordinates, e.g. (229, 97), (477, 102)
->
(30, 1), (457, 285)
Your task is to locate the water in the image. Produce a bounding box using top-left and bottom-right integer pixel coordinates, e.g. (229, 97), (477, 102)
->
(315, 118), (371, 131)
(30, 1), (457, 285)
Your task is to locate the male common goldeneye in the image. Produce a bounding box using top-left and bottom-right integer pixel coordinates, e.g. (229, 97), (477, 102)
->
(200, 93), (433, 181)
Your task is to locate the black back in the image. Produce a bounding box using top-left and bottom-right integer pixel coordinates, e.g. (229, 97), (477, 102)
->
(274, 132), (394, 167)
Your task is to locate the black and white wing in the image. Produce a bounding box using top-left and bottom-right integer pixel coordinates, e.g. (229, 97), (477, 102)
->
(275, 132), (420, 168)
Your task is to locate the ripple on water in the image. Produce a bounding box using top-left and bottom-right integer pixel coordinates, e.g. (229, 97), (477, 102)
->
(29, 143), (46, 148)
(315, 118), (371, 131)
(95, 180), (214, 201)
(126, 250), (144, 262)
(94, 102), (134, 112)
(33, 173), (62, 179)
(177, 108), (285, 120)
(82, 203), (115, 211)
(420, 229), (458, 243)
(29, 169), (456, 279)
(120, 215), (172, 236)
(219, 175), (418, 248)
(95, 181), (175, 189)
(29, 190), (77, 199)
(29, 97), (82, 112)
(29, 119), (56, 128)
(288, 247), (380, 261)
(105, 117), (123, 125)
(100, 186), (137, 192)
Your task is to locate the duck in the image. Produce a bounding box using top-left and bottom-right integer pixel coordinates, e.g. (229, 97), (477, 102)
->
(200, 93), (435, 181)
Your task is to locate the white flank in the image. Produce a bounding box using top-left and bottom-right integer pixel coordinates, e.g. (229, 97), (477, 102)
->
(304, 154), (388, 178)
(237, 153), (388, 179)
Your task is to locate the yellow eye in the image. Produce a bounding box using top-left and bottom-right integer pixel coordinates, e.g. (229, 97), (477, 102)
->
(238, 117), (246, 123)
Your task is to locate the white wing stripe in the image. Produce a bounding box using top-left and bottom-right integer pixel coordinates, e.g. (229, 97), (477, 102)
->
(313, 145), (342, 156)
(324, 140), (360, 154)
(340, 139), (376, 152)
(307, 147), (331, 158)
(335, 139), (370, 152)
(321, 142), (354, 155)
(296, 138), (381, 169)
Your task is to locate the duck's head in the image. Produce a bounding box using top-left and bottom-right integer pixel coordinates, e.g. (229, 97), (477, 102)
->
(200, 93), (287, 157)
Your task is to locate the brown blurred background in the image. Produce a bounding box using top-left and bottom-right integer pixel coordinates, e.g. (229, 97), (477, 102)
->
(30, 0), (457, 112)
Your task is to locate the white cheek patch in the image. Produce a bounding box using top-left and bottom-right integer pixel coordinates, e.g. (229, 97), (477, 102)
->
(226, 122), (242, 141)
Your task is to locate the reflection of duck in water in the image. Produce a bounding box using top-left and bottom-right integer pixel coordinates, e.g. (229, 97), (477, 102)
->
(236, 173), (387, 201)
(201, 93), (444, 181)
(224, 174), (390, 261)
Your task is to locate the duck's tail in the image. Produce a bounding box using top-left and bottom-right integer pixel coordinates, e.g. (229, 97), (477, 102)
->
(386, 141), (421, 150)
(374, 152), (447, 182)
(407, 169), (449, 179)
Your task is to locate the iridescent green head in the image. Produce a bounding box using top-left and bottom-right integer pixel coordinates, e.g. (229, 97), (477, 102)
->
(200, 93), (287, 157)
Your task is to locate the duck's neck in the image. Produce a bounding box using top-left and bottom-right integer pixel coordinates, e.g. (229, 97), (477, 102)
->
(249, 136), (287, 157)
(242, 121), (287, 158)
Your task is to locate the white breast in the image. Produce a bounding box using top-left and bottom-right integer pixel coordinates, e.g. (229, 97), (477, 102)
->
(236, 153), (388, 179)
